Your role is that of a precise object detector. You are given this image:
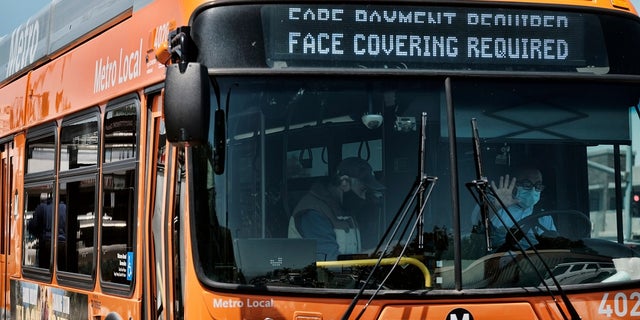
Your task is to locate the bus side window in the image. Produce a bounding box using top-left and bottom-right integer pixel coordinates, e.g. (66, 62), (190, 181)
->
(57, 112), (99, 276)
(100, 101), (138, 288)
(23, 126), (56, 272)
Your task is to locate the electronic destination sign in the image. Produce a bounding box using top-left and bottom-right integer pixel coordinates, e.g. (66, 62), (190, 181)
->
(261, 5), (608, 72)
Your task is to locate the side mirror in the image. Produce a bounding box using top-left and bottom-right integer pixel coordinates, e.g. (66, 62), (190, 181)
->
(164, 62), (210, 143)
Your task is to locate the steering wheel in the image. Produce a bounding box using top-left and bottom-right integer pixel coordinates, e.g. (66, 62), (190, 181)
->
(502, 210), (591, 250)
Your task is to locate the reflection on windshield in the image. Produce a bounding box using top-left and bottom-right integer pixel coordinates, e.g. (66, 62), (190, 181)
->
(190, 77), (640, 292)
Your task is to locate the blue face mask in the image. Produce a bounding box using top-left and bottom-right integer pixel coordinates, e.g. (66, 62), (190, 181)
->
(515, 187), (541, 208)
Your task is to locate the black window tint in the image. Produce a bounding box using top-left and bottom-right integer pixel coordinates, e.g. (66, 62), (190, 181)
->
(23, 184), (54, 269)
(58, 177), (96, 275)
(100, 169), (135, 285)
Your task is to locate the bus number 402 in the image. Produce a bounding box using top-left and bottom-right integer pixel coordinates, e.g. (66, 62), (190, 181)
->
(598, 292), (640, 318)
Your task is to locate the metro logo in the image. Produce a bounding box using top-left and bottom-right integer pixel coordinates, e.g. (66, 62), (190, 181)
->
(6, 19), (40, 77)
(447, 308), (474, 320)
(93, 39), (144, 93)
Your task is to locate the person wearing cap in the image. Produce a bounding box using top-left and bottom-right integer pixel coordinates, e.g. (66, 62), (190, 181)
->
(288, 157), (385, 261)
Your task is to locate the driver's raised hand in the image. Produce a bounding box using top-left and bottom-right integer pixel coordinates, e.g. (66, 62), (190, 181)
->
(491, 174), (519, 207)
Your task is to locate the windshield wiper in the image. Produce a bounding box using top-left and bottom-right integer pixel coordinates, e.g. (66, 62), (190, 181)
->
(465, 118), (581, 320)
(341, 112), (437, 320)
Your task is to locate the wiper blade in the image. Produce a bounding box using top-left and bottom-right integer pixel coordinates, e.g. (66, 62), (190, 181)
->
(354, 180), (436, 320)
(466, 117), (493, 251)
(465, 118), (581, 320)
(341, 113), (437, 320)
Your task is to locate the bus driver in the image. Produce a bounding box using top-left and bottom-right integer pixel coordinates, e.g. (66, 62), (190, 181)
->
(472, 165), (555, 250)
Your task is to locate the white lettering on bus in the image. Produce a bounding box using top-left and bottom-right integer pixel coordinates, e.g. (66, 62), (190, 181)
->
(288, 8), (343, 21)
(283, 8), (575, 63)
(245, 298), (275, 308)
(467, 37), (568, 60)
(354, 10), (456, 24)
(467, 13), (568, 27)
(598, 291), (640, 318)
(118, 39), (143, 83)
(213, 298), (275, 308)
(93, 38), (143, 93)
(213, 298), (244, 308)
(288, 33), (568, 61)
(6, 19), (40, 77)
(94, 56), (117, 92)
(289, 32), (344, 54)
(153, 22), (172, 50)
(353, 34), (458, 57)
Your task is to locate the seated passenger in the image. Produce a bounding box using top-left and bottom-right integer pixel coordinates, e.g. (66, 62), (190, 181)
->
(471, 165), (555, 250)
(288, 157), (385, 261)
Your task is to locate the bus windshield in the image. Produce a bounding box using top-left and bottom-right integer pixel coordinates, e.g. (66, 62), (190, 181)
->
(189, 76), (640, 291)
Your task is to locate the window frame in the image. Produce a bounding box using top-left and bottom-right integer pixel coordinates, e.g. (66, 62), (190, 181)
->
(22, 122), (58, 281)
(99, 96), (140, 296)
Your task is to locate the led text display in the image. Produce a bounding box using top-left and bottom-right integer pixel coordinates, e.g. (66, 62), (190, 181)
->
(262, 6), (606, 71)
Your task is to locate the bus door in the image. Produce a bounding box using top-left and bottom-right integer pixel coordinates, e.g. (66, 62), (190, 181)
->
(146, 90), (183, 319)
(0, 139), (13, 319)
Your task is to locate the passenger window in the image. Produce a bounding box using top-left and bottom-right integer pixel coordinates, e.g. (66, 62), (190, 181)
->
(60, 115), (99, 171)
(104, 103), (137, 163)
(286, 147), (328, 178)
(342, 140), (382, 171)
(100, 169), (135, 285)
(57, 112), (100, 279)
(100, 102), (138, 288)
(26, 132), (55, 174)
(23, 184), (54, 269)
(23, 126), (57, 272)
(58, 176), (96, 275)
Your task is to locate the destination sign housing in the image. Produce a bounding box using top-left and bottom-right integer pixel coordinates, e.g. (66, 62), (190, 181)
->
(262, 5), (609, 71)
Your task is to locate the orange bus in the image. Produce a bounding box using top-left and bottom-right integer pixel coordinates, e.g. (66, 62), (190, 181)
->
(2, 0), (640, 319)
(0, 0), (202, 318)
